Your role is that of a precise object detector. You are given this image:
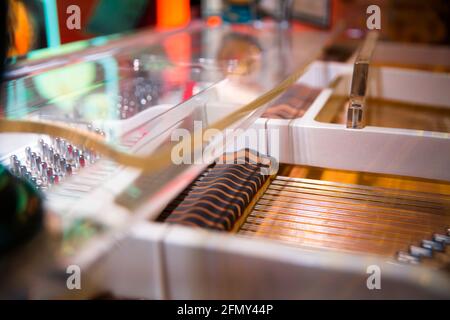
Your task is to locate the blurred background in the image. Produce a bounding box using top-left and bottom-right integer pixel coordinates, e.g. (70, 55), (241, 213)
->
(5, 0), (450, 58)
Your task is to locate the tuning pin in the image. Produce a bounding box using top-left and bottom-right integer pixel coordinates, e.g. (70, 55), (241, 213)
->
(20, 165), (27, 177)
(38, 139), (45, 154)
(73, 148), (80, 162)
(48, 147), (54, 163)
(46, 168), (54, 183)
(56, 138), (62, 155)
(42, 143), (49, 160)
(25, 147), (32, 164)
(30, 177), (37, 188)
(65, 164), (72, 176)
(30, 152), (37, 171)
(35, 156), (42, 174)
(13, 159), (21, 176)
(78, 154), (86, 168)
(39, 161), (48, 177)
(53, 153), (60, 170)
(59, 139), (66, 156)
(66, 144), (73, 161)
(9, 154), (17, 165)
(24, 171), (32, 181)
(55, 137), (61, 153)
(59, 158), (66, 172)
(10, 155), (18, 173)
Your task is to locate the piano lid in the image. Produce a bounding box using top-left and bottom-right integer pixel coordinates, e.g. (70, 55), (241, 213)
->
(1, 21), (331, 165)
(0, 22), (332, 242)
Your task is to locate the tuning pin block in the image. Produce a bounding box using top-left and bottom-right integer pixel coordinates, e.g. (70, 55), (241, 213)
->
(7, 136), (99, 190)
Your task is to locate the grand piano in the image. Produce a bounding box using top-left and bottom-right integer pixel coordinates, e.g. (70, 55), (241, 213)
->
(1, 19), (449, 299)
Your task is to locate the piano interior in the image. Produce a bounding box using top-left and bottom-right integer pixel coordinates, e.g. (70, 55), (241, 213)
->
(1, 17), (450, 300)
(160, 155), (450, 268)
